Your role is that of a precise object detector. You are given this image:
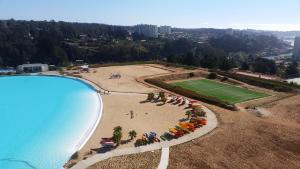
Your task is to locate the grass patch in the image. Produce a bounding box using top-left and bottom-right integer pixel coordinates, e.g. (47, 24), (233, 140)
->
(217, 71), (300, 92)
(172, 79), (270, 104)
(145, 78), (237, 110)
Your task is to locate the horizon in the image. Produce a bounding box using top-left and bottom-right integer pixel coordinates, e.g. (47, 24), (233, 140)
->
(0, 0), (300, 31)
(2, 18), (300, 33)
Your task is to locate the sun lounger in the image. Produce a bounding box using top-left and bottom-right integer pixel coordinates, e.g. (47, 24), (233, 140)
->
(170, 96), (177, 102)
(179, 122), (195, 132)
(169, 128), (177, 134)
(100, 138), (113, 144)
(190, 118), (207, 126)
(161, 132), (174, 141)
(101, 141), (114, 147)
(190, 100), (198, 103)
(160, 135), (166, 141)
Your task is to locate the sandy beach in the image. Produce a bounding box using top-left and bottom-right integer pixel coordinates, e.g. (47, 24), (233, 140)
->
(80, 93), (189, 154)
(81, 65), (171, 93)
(66, 64), (193, 165)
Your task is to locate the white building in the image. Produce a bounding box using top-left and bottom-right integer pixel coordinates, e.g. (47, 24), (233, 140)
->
(159, 26), (172, 35)
(17, 64), (49, 73)
(135, 24), (158, 38)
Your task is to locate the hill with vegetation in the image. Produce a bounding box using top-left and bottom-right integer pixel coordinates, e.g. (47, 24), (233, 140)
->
(0, 19), (291, 75)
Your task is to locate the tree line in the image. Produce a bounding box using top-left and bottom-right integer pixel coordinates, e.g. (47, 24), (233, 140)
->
(1, 19), (296, 78)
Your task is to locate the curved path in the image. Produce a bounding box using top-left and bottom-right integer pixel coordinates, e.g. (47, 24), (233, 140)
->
(70, 106), (218, 169)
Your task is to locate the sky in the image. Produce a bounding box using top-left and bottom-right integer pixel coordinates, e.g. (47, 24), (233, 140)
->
(0, 0), (300, 31)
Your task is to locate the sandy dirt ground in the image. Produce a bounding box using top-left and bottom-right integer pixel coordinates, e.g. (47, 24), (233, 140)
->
(167, 97), (300, 169)
(80, 94), (188, 155)
(263, 94), (300, 125)
(87, 150), (161, 169)
(237, 71), (280, 80)
(80, 65), (171, 93)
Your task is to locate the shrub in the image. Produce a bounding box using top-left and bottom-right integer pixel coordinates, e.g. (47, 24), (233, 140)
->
(147, 93), (155, 101)
(189, 72), (195, 78)
(220, 76), (228, 82)
(128, 130), (137, 140)
(207, 72), (218, 79)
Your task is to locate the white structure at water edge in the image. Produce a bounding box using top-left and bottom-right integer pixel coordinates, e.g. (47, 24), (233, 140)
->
(17, 63), (49, 73)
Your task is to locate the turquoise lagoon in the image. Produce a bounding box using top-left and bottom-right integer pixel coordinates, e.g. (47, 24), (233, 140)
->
(0, 76), (102, 169)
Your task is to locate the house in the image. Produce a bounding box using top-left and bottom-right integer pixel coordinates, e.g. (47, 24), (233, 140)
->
(17, 63), (49, 73)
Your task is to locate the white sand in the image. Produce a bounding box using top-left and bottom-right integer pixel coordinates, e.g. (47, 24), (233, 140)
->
(81, 65), (170, 93)
(80, 94), (188, 153)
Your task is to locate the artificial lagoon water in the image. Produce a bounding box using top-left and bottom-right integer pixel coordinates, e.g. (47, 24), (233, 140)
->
(0, 76), (102, 169)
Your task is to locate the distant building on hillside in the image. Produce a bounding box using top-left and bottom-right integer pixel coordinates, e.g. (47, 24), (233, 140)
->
(293, 37), (300, 61)
(159, 26), (172, 35)
(134, 24), (158, 38)
(17, 63), (49, 73)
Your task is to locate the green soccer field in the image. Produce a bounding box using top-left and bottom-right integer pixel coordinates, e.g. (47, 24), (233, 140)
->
(172, 79), (269, 104)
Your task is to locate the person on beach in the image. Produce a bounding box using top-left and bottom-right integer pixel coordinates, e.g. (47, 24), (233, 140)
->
(130, 110), (134, 119)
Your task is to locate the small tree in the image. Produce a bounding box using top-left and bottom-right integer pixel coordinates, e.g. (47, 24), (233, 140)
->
(240, 62), (249, 70)
(218, 57), (232, 71)
(113, 131), (122, 146)
(284, 61), (299, 78)
(185, 110), (193, 119)
(147, 93), (155, 101)
(207, 72), (217, 79)
(113, 126), (123, 146)
(113, 126), (122, 133)
(128, 130), (137, 140)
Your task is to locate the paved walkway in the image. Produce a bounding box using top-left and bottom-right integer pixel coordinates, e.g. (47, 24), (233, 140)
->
(157, 147), (169, 169)
(71, 106), (218, 169)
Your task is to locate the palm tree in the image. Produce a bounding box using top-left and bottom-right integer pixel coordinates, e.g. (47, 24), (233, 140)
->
(128, 130), (137, 140)
(113, 131), (122, 146)
(113, 126), (123, 146)
(185, 110), (193, 119)
(114, 126), (122, 133)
